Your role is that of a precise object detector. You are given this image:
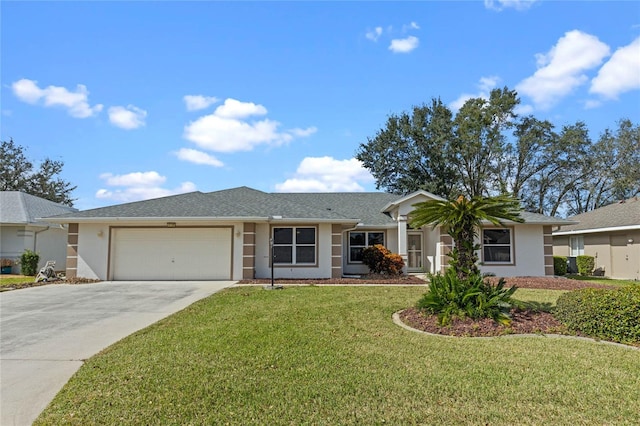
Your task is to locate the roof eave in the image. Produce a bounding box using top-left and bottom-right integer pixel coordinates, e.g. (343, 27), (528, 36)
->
(553, 224), (640, 236)
(42, 216), (362, 224)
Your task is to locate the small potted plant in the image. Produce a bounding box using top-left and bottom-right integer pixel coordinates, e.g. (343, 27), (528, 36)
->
(1, 258), (13, 274)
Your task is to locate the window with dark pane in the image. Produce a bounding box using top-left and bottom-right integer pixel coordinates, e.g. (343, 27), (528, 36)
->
(348, 231), (385, 263)
(482, 228), (512, 263)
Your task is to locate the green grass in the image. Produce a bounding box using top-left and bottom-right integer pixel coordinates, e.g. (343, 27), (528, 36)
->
(567, 275), (638, 287)
(36, 286), (640, 425)
(0, 275), (33, 288)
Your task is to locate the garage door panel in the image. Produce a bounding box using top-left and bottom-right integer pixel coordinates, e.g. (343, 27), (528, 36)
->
(111, 228), (232, 280)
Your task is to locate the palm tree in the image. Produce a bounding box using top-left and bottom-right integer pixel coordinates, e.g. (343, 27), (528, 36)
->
(410, 195), (524, 280)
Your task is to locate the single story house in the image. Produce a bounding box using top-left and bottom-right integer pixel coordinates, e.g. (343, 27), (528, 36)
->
(0, 191), (78, 274)
(44, 186), (572, 281)
(553, 197), (640, 280)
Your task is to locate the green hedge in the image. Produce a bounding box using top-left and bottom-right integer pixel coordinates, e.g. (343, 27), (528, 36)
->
(576, 255), (595, 276)
(553, 256), (567, 276)
(20, 249), (40, 276)
(555, 286), (640, 345)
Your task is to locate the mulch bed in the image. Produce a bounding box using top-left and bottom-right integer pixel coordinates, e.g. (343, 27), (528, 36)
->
(399, 307), (569, 337)
(398, 276), (616, 338)
(237, 274), (427, 285)
(0, 277), (101, 291)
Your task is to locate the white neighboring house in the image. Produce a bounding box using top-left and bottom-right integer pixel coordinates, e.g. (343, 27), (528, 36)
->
(0, 191), (77, 274)
(42, 187), (573, 281)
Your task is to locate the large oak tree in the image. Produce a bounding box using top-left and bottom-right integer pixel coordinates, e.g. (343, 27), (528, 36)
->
(1, 139), (76, 206)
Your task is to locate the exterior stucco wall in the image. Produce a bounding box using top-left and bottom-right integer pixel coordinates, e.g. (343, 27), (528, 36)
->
(34, 226), (69, 272)
(0, 226), (25, 273)
(254, 223), (334, 279)
(552, 236), (570, 257)
(0, 225), (69, 273)
(554, 230), (640, 280)
(480, 224), (545, 277)
(77, 223), (109, 280)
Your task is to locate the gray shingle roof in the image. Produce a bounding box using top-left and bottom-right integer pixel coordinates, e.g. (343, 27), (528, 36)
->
(555, 197), (640, 232)
(273, 192), (399, 226)
(43, 186), (572, 227)
(0, 191), (77, 224)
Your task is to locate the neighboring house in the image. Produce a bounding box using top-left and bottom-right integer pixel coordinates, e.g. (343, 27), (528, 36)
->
(553, 197), (640, 280)
(0, 191), (78, 274)
(43, 186), (572, 281)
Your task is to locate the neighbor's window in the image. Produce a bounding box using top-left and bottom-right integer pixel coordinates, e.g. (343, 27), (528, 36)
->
(482, 228), (513, 263)
(349, 231), (384, 263)
(272, 227), (316, 265)
(569, 236), (584, 257)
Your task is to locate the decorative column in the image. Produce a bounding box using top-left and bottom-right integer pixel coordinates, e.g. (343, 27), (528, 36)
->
(66, 223), (78, 279)
(543, 226), (554, 276)
(242, 223), (256, 279)
(397, 215), (408, 272)
(331, 224), (342, 278)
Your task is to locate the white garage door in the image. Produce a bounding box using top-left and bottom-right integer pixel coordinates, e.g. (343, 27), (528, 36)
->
(111, 227), (232, 280)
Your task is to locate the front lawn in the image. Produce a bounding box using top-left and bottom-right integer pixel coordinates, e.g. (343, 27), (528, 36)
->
(567, 274), (638, 287)
(36, 286), (639, 425)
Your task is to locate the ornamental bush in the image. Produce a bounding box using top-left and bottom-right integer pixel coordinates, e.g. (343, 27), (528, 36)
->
(362, 244), (405, 275)
(553, 256), (567, 276)
(576, 255), (595, 276)
(417, 267), (517, 326)
(20, 249), (40, 276)
(554, 286), (640, 345)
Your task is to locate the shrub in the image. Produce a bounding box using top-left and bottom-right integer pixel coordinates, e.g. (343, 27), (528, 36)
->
(555, 286), (640, 345)
(362, 244), (404, 275)
(576, 255), (595, 276)
(20, 249), (40, 276)
(417, 268), (517, 326)
(553, 256), (567, 276)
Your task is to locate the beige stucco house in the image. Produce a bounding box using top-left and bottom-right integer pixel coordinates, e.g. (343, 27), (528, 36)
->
(43, 187), (571, 281)
(553, 197), (640, 280)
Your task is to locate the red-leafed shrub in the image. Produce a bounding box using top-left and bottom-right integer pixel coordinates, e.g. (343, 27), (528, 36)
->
(362, 244), (405, 275)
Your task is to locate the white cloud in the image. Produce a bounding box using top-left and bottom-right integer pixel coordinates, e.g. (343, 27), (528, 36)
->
(96, 171), (196, 202)
(174, 148), (224, 167)
(589, 36), (640, 100)
(516, 30), (610, 110)
(184, 95), (219, 111)
(108, 105), (147, 129)
(12, 78), (103, 118)
(403, 21), (420, 31)
(275, 157), (375, 192)
(213, 98), (268, 119)
(389, 36), (419, 53)
(183, 98), (316, 153)
(366, 26), (383, 42)
(450, 76), (500, 110)
(484, 0), (538, 11)
(99, 171), (165, 187)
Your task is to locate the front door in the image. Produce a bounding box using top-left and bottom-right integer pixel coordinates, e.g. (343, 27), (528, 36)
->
(407, 232), (423, 271)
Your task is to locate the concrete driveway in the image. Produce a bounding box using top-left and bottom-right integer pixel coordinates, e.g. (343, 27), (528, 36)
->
(0, 280), (235, 426)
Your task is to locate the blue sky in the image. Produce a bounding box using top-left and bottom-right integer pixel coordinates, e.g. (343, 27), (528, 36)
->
(2, 1), (639, 210)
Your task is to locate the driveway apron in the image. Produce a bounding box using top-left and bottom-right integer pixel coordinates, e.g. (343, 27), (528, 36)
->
(0, 281), (234, 426)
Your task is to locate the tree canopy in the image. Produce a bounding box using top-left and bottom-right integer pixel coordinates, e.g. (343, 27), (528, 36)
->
(356, 88), (640, 216)
(1, 139), (76, 206)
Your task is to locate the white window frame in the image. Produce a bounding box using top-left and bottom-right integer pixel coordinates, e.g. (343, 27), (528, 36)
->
(272, 226), (317, 265)
(569, 236), (584, 257)
(348, 231), (385, 263)
(482, 228), (514, 264)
